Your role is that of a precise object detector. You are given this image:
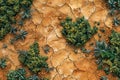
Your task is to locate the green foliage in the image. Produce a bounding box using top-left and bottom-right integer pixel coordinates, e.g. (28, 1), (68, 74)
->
(106, 0), (120, 26)
(107, 0), (120, 14)
(81, 47), (91, 54)
(2, 44), (7, 48)
(7, 68), (26, 80)
(100, 76), (108, 80)
(27, 75), (39, 80)
(10, 30), (28, 44)
(94, 31), (120, 78)
(7, 68), (48, 80)
(113, 17), (120, 26)
(0, 58), (7, 68)
(0, 0), (33, 40)
(109, 30), (120, 47)
(43, 45), (50, 54)
(61, 17), (98, 47)
(27, 75), (49, 80)
(18, 42), (49, 73)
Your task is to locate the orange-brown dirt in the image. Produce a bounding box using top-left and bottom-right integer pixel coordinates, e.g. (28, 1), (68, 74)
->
(0, 0), (120, 80)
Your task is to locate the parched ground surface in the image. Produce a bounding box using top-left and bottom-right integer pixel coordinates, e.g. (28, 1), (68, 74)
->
(0, 0), (120, 80)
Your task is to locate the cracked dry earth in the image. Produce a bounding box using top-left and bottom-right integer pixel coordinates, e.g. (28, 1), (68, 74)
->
(0, 0), (120, 80)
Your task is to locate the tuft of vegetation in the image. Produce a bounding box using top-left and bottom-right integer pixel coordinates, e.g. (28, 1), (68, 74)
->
(81, 47), (91, 54)
(106, 0), (120, 26)
(2, 44), (7, 49)
(27, 75), (49, 80)
(107, 0), (120, 15)
(94, 31), (120, 78)
(61, 17), (98, 47)
(7, 68), (26, 80)
(7, 68), (48, 80)
(113, 17), (120, 26)
(18, 42), (49, 74)
(10, 30), (28, 44)
(100, 76), (108, 80)
(43, 45), (50, 54)
(0, 0), (33, 41)
(0, 57), (7, 69)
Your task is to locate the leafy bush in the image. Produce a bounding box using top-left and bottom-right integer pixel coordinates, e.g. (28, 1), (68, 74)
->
(18, 42), (49, 73)
(7, 68), (49, 80)
(61, 17), (98, 47)
(0, 58), (7, 68)
(0, 0), (33, 40)
(94, 31), (120, 78)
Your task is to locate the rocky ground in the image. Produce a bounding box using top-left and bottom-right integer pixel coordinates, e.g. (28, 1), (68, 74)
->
(0, 0), (120, 80)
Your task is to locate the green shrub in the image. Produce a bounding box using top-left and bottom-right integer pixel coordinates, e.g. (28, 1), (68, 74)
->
(94, 31), (120, 78)
(7, 68), (49, 80)
(0, 0), (33, 40)
(100, 76), (108, 80)
(27, 75), (39, 80)
(18, 42), (49, 73)
(107, 0), (120, 15)
(10, 30), (28, 44)
(43, 45), (50, 54)
(27, 75), (49, 80)
(61, 17), (98, 47)
(7, 68), (26, 80)
(106, 0), (120, 26)
(0, 58), (7, 68)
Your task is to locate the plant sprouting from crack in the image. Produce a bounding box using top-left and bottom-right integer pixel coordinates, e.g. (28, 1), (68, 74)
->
(18, 41), (50, 74)
(61, 17), (98, 47)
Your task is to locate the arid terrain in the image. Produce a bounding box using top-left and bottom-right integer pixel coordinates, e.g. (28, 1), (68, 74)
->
(0, 0), (120, 80)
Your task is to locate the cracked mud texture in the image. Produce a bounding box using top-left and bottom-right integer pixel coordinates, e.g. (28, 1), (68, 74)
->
(0, 0), (120, 80)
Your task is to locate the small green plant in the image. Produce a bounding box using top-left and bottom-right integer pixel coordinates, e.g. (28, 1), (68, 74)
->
(10, 27), (17, 35)
(0, 58), (7, 68)
(100, 76), (108, 80)
(61, 17), (98, 47)
(113, 17), (120, 26)
(0, 0), (33, 40)
(106, 0), (120, 26)
(7, 68), (26, 80)
(7, 68), (48, 80)
(43, 45), (50, 54)
(94, 31), (120, 78)
(2, 44), (7, 49)
(81, 47), (91, 54)
(27, 75), (40, 80)
(27, 75), (49, 80)
(107, 0), (120, 15)
(10, 30), (28, 44)
(18, 42), (49, 73)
